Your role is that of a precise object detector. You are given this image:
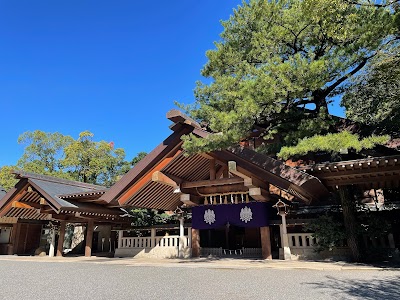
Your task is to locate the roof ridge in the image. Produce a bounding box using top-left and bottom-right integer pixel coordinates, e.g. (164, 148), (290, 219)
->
(14, 171), (105, 190)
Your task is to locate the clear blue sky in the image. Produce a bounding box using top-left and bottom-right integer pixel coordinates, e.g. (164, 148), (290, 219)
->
(0, 0), (345, 167)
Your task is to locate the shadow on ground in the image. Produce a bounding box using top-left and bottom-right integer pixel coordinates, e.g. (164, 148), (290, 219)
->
(308, 274), (400, 299)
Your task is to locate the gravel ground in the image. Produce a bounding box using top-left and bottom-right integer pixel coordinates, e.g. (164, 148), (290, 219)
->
(0, 260), (399, 300)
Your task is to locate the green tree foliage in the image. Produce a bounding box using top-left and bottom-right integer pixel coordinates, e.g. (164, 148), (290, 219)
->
(342, 50), (400, 133)
(278, 131), (390, 159)
(179, 0), (398, 154)
(17, 130), (74, 178)
(0, 166), (18, 191)
(1, 130), (130, 188)
(62, 131), (127, 186)
(129, 209), (174, 227)
(130, 151), (147, 166)
(305, 215), (346, 252)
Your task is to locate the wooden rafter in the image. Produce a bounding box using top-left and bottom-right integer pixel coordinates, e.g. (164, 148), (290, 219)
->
(118, 150), (182, 205)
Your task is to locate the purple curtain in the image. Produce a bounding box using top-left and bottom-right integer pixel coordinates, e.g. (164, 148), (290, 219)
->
(192, 202), (270, 229)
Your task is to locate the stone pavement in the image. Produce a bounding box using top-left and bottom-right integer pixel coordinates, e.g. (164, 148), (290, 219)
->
(0, 254), (396, 271)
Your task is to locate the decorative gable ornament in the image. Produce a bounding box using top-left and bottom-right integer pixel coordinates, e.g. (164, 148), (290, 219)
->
(204, 209), (216, 225)
(240, 206), (253, 223)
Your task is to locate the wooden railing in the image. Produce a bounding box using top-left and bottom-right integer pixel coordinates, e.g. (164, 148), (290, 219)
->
(288, 233), (396, 249)
(288, 233), (317, 248)
(119, 235), (190, 249)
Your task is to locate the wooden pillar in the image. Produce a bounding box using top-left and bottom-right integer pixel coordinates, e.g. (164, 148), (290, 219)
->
(209, 159), (216, 180)
(56, 221), (66, 256)
(191, 228), (200, 257)
(10, 223), (19, 255)
(279, 213), (292, 260)
(150, 228), (156, 248)
(179, 217), (185, 258)
(85, 220), (94, 257)
(118, 230), (124, 248)
(388, 233), (396, 249)
(48, 229), (56, 257)
(260, 226), (272, 260)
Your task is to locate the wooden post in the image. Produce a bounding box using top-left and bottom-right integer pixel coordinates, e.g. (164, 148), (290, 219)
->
(10, 223), (19, 255)
(49, 229), (56, 257)
(118, 230), (124, 248)
(388, 233), (396, 249)
(260, 226), (272, 260)
(188, 227), (192, 248)
(191, 228), (200, 257)
(179, 217), (185, 258)
(209, 159), (216, 180)
(85, 220), (94, 257)
(150, 228), (156, 248)
(56, 221), (66, 256)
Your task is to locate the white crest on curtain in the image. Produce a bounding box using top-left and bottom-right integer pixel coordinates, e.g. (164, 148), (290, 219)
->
(204, 209), (216, 225)
(240, 206), (253, 223)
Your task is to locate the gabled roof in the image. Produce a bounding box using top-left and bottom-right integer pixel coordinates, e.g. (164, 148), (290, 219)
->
(100, 110), (329, 209)
(0, 186), (6, 200)
(0, 171), (123, 222)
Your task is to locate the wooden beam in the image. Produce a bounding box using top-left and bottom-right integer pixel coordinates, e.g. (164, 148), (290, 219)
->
(210, 159), (216, 180)
(19, 201), (41, 209)
(180, 194), (200, 206)
(200, 153), (226, 166)
(249, 187), (270, 202)
(195, 184), (248, 195)
(216, 165), (227, 179)
(228, 161), (269, 190)
(324, 173), (400, 187)
(182, 177), (244, 189)
(152, 171), (179, 188)
(12, 202), (34, 209)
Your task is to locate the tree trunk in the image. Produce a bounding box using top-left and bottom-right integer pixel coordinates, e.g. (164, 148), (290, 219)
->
(338, 186), (361, 262)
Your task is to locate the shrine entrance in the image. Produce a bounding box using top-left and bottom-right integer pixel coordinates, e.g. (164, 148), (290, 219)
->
(192, 202), (271, 258)
(200, 225), (262, 257)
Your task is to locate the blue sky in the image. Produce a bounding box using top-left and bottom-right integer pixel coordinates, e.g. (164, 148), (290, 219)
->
(0, 0), (345, 167)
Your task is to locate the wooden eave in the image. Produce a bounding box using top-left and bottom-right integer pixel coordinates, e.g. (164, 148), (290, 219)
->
(212, 147), (329, 203)
(302, 155), (400, 189)
(0, 176), (126, 222)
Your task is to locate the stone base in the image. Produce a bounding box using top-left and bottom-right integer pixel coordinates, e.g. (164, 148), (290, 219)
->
(289, 247), (352, 261)
(115, 246), (191, 259)
(279, 247), (292, 260)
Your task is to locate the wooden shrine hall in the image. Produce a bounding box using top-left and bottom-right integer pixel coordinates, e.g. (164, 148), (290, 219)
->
(2, 110), (400, 260)
(0, 171), (128, 256)
(98, 110), (330, 259)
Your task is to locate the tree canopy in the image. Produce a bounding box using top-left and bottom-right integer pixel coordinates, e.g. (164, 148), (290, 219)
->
(341, 48), (400, 134)
(62, 131), (127, 186)
(0, 130), (146, 191)
(180, 0), (399, 156)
